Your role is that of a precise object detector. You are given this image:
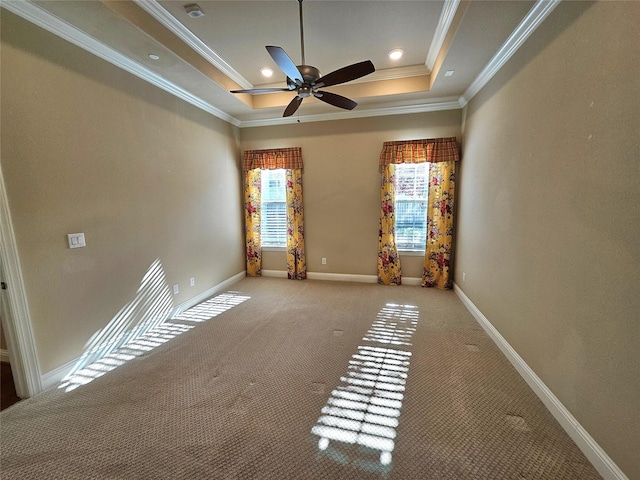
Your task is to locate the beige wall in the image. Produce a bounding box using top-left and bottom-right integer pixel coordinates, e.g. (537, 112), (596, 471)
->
(3, 2), (636, 475)
(241, 111), (462, 278)
(456, 2), (639, 477)
(1, 11), (245, 374)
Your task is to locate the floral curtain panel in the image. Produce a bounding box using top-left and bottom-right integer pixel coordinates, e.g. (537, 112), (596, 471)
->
(377, 137), (459, 289)
(286, 169), (307, 279)
(378, 164), (402, 285)
(423, 160), (456, 289)
(244, 168), (262, 276)
(243, 148), (306, 280)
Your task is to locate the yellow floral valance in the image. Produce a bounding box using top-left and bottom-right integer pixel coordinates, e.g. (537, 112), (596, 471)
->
(379, 138), (460, 165)
(243, 147), (303, 171)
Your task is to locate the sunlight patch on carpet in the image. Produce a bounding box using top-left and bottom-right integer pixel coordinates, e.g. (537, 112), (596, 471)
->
(59, 266), (250, 393)
(311, 303), (419, 475)
(172, 292), (250, 322)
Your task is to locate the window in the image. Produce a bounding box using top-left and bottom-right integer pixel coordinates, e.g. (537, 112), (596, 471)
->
(395, 163), (429, 251)
(261, 169), (287, 247)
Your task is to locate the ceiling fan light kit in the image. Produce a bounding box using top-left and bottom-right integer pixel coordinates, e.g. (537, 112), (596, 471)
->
(230, 0), (376, 117)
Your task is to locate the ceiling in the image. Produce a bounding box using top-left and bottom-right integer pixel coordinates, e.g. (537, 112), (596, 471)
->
(4, 0), (560, 127)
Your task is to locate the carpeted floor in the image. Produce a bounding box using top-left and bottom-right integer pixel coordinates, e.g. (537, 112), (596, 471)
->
(0, 278), (602, 479)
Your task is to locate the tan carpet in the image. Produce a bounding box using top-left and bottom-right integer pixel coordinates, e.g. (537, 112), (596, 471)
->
(0, 278), (602, 479)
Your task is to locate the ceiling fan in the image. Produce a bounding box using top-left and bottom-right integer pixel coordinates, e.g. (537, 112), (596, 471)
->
(230, 0), (375, 117)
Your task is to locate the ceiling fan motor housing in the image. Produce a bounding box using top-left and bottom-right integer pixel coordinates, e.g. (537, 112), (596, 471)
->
(287, 65), (321, 95)
(230, 0), (374, 116)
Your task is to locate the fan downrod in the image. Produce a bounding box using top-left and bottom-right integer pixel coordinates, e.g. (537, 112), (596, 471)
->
(230, 0), (375, 117)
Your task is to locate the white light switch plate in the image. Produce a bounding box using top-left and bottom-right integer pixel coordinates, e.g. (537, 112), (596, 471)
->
(67, 233), (86, 249)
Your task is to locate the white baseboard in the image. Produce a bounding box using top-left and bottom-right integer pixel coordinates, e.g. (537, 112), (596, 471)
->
(453, 283), (628, 480)
(262, 270), (423, 286)
(0, 348), (10, 363)
(41, 357), (76, 391)
(308, 272), (378, 283)
(261, 270), (288, 278)
(41, 271), (247, 391)
(170, 271), (246, 317)
(263, 270), (379, 283)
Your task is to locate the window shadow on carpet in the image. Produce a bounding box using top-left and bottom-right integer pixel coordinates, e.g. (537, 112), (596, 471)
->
(311, 303), (419, 476)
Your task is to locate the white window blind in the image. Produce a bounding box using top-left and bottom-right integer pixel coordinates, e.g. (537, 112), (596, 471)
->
(261, 169), (287, 247)
(395, 163), (429, 251)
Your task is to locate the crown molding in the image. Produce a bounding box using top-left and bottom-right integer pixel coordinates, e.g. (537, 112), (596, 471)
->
(136, 0), (427, 89)
(133, 0), (253, 90)
(2, 0), (241, 127)
(238, 97), (462, 128)
(459, 0), (561, 106)
(362, 64), (429, 83)
(3, 0), (560, 129)
(0, 1), (461, 129)
(257, 64), (429, 91)
(425, 0), (461, 73)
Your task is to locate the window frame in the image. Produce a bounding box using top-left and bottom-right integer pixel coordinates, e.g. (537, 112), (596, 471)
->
(260, 169), (287, 249)
(394, 162), (429, 252)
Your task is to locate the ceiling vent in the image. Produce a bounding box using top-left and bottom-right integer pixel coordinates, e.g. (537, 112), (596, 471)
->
(184, 4), (204, 18)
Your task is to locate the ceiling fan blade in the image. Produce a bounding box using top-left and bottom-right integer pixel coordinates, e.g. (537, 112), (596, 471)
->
(266, 46), (303, 84)
(283, 96), (303, 117)
(230, 88), (292, 94)
(314, 91), (357, 110)
(315, 60), (375, 88)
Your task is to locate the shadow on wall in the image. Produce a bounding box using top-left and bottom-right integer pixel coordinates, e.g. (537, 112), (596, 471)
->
(59, 259), (174, 392)
(59, 258), (250, 393)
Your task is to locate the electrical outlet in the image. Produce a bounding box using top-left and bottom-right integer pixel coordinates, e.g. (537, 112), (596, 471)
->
(462, 272), (466, 282)
(322, 258), (327, 265)
(173, 284), (179, 294)
(190, 277), (195, 287)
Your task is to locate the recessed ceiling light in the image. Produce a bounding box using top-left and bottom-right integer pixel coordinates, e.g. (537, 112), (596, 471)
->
(148, 54), (160, 60)
(444, 70), (455, 77)
(388, 49), (404, 60)
(260, 67), (274, 78)
(184, 3), (204, 18)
